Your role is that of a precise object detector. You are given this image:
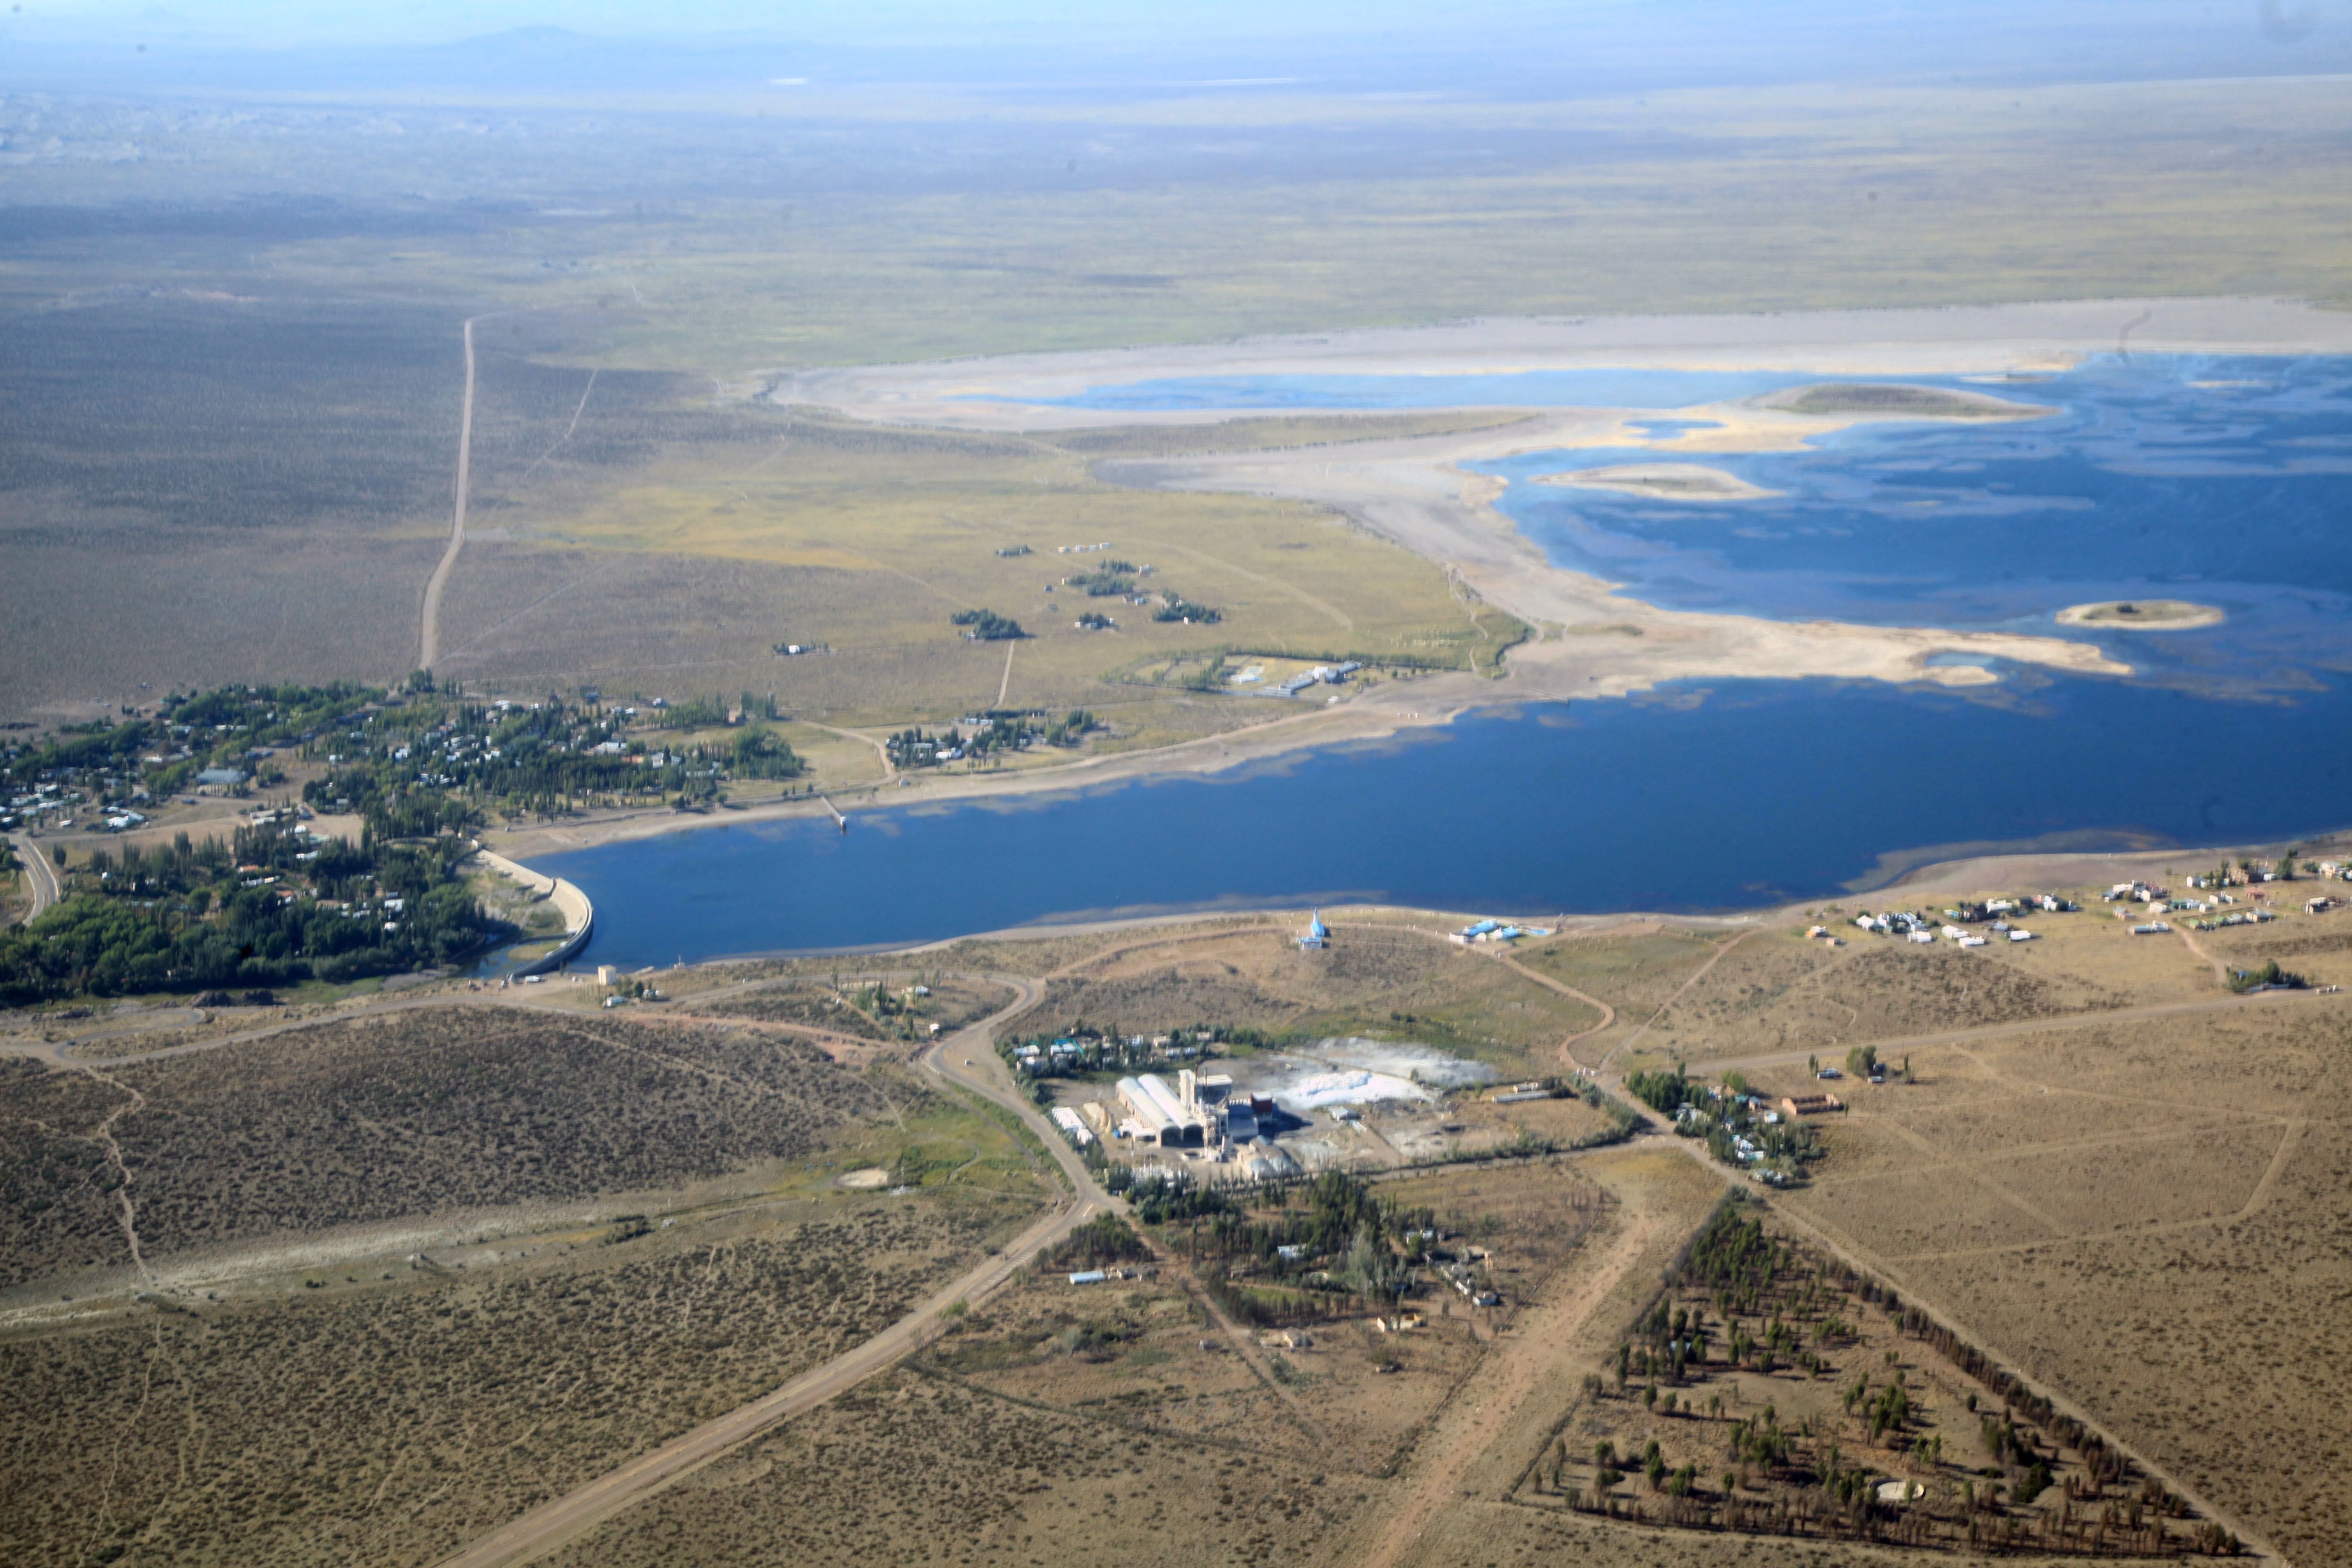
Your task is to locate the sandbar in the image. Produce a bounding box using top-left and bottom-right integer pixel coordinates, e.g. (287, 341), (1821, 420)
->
(2056, 600), (2225, 631)
(1534, 463), (1778, 502)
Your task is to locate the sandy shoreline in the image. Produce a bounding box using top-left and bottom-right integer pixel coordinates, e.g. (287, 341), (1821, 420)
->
(1532, 462), (1780, 502)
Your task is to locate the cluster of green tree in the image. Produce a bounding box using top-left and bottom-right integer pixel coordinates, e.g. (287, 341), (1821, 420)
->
(0, 824), (495, 1002)
(1152, 594), (1222, 624)
(304, 692), (798, 826)
(1680, 1207), (1791, 1298)
(1066, 563), (1138, 597)
(1979, 1419), (2055, 1502)
(1621, 1295), (1716, 1388)
(885, 726), (969, 770)
(1074, 611), (1114, 630)
(1040, 1213), (1152, 1272)
(1107, 1168), (1235, 1224)
(1, 683), (377, 809)
(1627, 1065), (1707, 1113)
(2225, 959), (2306, 993)
(1000, 1022), (1227, 1080)
(949, 608), (1026, 639)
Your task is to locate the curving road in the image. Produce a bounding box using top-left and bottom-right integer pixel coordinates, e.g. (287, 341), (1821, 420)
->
(428, 973), (1124, 1568)
(7, 833), (61, 925)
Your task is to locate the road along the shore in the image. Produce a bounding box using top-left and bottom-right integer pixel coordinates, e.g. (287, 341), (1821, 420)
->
(473, 848), (594, 977)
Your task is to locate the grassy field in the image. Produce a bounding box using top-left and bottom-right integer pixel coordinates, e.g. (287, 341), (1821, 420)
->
(7, 74), (2349, 723)
(441, 408), (1521, 736)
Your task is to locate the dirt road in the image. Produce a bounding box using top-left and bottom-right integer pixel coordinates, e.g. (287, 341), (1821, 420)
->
(1593, 1077), (2287, 1564)
(419, 312), (496, 673)
(1355, 1200), (1660, 1568)
(427, 974), (1125, 1568)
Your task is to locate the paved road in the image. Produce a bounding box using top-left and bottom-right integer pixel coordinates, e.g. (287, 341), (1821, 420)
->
(429, 973), (1122, 1568)
(7, 832), (61, 925)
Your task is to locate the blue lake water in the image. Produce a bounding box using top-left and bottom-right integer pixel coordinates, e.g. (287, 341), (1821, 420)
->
(544, 676), (2352, 966)
(1476, 355), (2352, 693)
(534, 355), (2352, 962)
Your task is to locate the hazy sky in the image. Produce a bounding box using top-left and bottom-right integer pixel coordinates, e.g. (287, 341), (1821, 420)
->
(3, 0), (2336, 93)
(10, 0), (1603, 46)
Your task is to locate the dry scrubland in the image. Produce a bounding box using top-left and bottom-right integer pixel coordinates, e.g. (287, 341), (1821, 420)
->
(1030, 922), (1601, 1079)
(0, 1007), (923, 1288)
(538, 1160), (1614, 1568)
(0, 1198), (1029, 1568)
(6, 904), (2348, 1566)
(1527, 914), (2213, 1071)
(928, 1163), (1607, 1477)
(170, 77), (2352, 371)
(11, 76), (2352, 720)
(0, 993), (1054, 1568)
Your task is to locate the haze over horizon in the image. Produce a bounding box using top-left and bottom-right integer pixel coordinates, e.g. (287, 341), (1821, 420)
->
(2, 0), (2344, 94)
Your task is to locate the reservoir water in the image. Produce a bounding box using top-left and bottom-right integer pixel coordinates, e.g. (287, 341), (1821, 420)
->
(543, 675), (2352, 967)
(540, 355), (2351, 963)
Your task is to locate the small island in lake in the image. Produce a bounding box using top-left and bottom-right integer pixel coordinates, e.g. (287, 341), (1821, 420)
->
(1758, 382), (2051, 419)
(2056, 598), (2226, 630)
